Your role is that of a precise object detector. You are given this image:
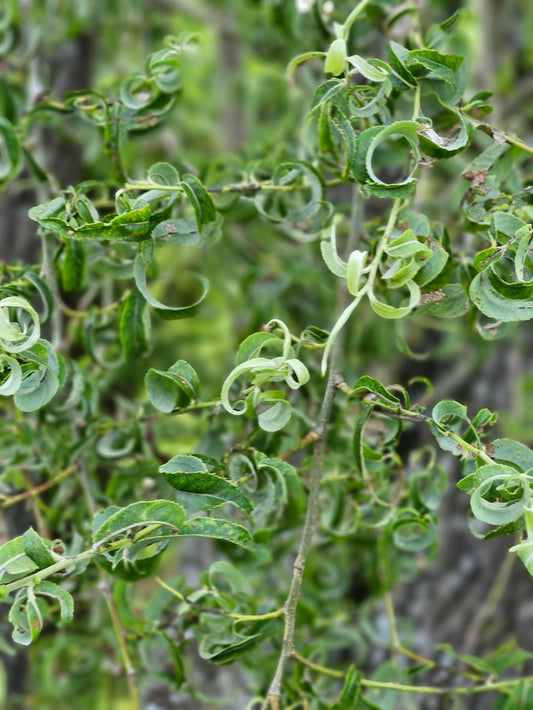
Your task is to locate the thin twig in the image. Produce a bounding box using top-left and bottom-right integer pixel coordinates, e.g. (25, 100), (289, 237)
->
(263, 187), (363, 709)
(292, 648), (533, 696)
(264, 367), (341, 708)
(462, 543), (517, 653)
(0, 465), (77, 509)
(40, 233), (64, 349)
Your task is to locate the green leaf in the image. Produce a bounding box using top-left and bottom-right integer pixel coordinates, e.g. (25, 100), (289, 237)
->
(466, 464), (533, 525)
(352, 401), (375, 479)
(347, 55), (389, 83)
(96, 430), (136, 459)
(14, 341), (60, 412)
(414, 284), (469, 318)
(430, 399), (470, 452)
(120, 72), (157, 110)
(148, 161), (180, 187)
(310, 79), (344, 111)
(330, 666), (363, 709)
(74, 205), (152, 241)
(493, 439), (533, 472)
(61, 239), (87, 292)
(33, 581), (74, 625)
(463, 142), (508, 178)
(148, 49), (182, 93)
(392, 515), (436, 551)
(27, 196), (69, 235)
(181, 174), (216, 230)
(119, 289), (150, 360)
(368, 280), (421, 319)
(254, 160), (324, 228)
(0, 296), (40, 353)
(346, 250), (367, 296)
(160, 454), (209, 475)
(470, 269), (533, 322)
(0, 117), (21, 188)
(161, 464), (253, 514)
(235, 332), (278, 365)
(483, 641), (533, 675)
(151, 219), (200, 245)
(256, 456), (305, 523)
(388, 42), (417, 90)
(198, 631), (263, 664)
(179, 518), (252, 548)
(208, 560), (247, 594)
(325, 39), (347, 76)
(510, 508), (533, 575)
(320, 220), (348, 278)
(133, 250), (209, 320)
(425, 10), (463, 47)
(353, 121), (420, 197)
(14, 365), (59, 412)
(418, 106), (473, 159)
(300, 325), (329, 346)
(0, 537), (38, 582)
(23, 271), (55, 326)
(257, 399), (291, 432)
(490, 211), (528, 243)
(92, 500), (185, 543)
(22, 528), (57, 569)
(286, 51), (325, 78)
(353, 376), (401, 406)
(408, 49), (463, 86)
(413, 243), (449, 287)
(9, 589), (43, 646)
(0, 354), (22, 396)
(145, 359), (199, 412)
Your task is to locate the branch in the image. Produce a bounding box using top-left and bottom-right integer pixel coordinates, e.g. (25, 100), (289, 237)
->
(264, 366), (341, 709)
(0, 465), (77, 509)
(292, 648), (533, 697)
(263, 187), (363, 709)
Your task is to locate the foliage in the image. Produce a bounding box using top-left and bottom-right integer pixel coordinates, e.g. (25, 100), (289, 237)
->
(1, 0), (533, 708)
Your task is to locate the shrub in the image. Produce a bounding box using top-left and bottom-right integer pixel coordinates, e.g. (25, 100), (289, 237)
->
(1, 1), (533, 708)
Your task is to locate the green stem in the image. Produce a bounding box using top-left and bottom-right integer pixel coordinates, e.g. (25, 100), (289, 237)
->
(447, 431), (494, 465)
(1, 523), (163, 596)
(342, 0), (371, 38)
(231, 609), (284, 622)
(321, 198), (402, 374)
(361, 198), (402, 293)
(384, 592), (400, 654)
(40, 233), (64, 349)
(384, 592), (437, 667)
(172, 399), (221, 415)
(291, 650), (343, 679)
(0, 465), (77, 509)
(367, 401), (495, 465)
(104, 581), (141, 709)
(408, 0), (425, 48)
(155, 577), (284, 622)
(292, 649), (533, 696)
(462, 540), (517, 653)
(122, 179), (343, 196)
(412, 84), (421, 119)
(499, 132), (533, 156)
(2, 549), (95, 594)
